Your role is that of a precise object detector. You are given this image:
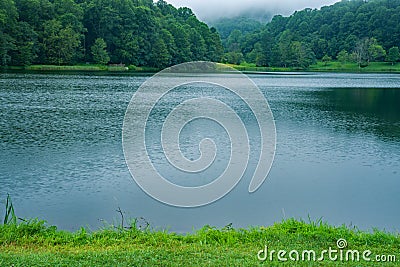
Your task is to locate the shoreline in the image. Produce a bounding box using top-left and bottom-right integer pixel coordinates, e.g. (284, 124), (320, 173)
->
(229, 61), (400, 74)
(1, 61), (400, 74)
(0, 64), (160, 73)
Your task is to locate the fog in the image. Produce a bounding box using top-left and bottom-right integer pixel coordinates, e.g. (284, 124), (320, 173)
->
(164, 0), (340, 22)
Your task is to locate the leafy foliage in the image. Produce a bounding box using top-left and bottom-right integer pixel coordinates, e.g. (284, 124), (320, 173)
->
(218, 0), (400, 68)
(91, 38), (109, 65)
(0, 0), (223, 67)
(386, 46), (400, 65)
(2, 0), (400, 69)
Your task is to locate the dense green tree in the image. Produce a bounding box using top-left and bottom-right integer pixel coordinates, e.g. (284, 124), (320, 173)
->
(253, 30), (274, 66)
(211, 16), (263, 41)
(322, 54), (332, 66)
(189, 29), (206, 60)
(342, 35), (358, 54)
(368, 42), (386, 62)
(204, 27), (224, 62)
(311, 38), (329, 59)
(386, 46), (400, 65)
(159, 28), (176, 64)
(246, 42), (263, 66)
(150, 37), (170, 68)
(0, 32), (15, 66)
(226, 29), (243, 53)
(15, 0), (54, 28)
(0, 0), (18, 65)
(156, 0), (177, 17)
(167, 23), (191, 64)
(223, 51), (244, 65)
(42, 19), (81, 65)
(91, 38), (109, 64)
(337, 50), (350, 64)
(9, 22), (37, 65)
(277, 30), (294, 67)
(54, 0), (84, 31)
(290, 41), (316, 68)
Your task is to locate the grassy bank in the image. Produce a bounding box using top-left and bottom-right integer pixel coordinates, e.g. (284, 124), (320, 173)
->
(1, 64), (160, 73)
(228, 61), (400, 73)
(0, 218), (399, 266)
(2, 61), (400, 74)
(309, 61), (400, 72)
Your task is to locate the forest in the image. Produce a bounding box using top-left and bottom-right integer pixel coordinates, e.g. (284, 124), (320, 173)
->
(0, 0), (223, 67)
(1, 0), (400, 68)
(216, 0), (400, 68)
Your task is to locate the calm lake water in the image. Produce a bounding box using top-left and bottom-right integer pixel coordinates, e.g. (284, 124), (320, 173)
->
(1, 72), (399, 232)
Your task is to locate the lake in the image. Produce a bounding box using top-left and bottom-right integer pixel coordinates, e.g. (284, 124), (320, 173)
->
(1, 72), (399, 232)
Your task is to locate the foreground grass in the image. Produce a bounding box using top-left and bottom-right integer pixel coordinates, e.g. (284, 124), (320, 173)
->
(0, 219), (399, 266)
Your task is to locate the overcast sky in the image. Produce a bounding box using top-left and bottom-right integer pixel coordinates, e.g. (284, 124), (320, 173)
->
(164, 0), (341, 21)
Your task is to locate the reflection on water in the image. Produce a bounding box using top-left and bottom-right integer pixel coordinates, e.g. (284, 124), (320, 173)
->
(0, 72), (399, 232)
(319, 88), (400, 139)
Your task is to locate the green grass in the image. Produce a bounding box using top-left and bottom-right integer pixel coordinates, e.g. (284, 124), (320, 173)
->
(0, 218), (399, 266)
(309, 61), (400, 72)
(5, 64), (158, 72)
(25, 64), (108, 71)
(226, 63), (291, 72)
(3, 61), (400, 74)
(227, 61), (400, 73)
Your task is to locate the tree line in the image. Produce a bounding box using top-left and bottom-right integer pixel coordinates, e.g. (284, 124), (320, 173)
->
(0, 0), (223, 68)
(216, 0), (400, 68)
(2, 0), (400, 69)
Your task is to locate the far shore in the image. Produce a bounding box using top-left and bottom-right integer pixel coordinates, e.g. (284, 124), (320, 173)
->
(1, 61), (400, 74)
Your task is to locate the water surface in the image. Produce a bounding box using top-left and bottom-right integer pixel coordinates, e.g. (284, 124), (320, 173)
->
(1, 72), (399, 232)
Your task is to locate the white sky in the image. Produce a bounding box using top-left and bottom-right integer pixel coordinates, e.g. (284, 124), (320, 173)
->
(164, 0), (341, 21)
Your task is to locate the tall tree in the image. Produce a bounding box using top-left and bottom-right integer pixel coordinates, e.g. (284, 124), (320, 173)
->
(368, 38), (386, 62)
(91, 37), (109, 64)
(0, 0), (18, 65)
(277, 30), (294, 67)
(337, 50), (350, 64)
(386, 46), (400, 65)
(322, 54), (332, 66)
(204, 27), (223, 62)
(9, 22), (37, 65)
(189, 29), (206, 60)
(42, 19), (81, 65)
(150, 37), (170, 68)
(290, 41), (316, 68)
(167, 23), (191, 64)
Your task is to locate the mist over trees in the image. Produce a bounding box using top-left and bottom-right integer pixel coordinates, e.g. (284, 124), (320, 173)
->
(0, 0), (223, 67)
(216, 0), (400, 68)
